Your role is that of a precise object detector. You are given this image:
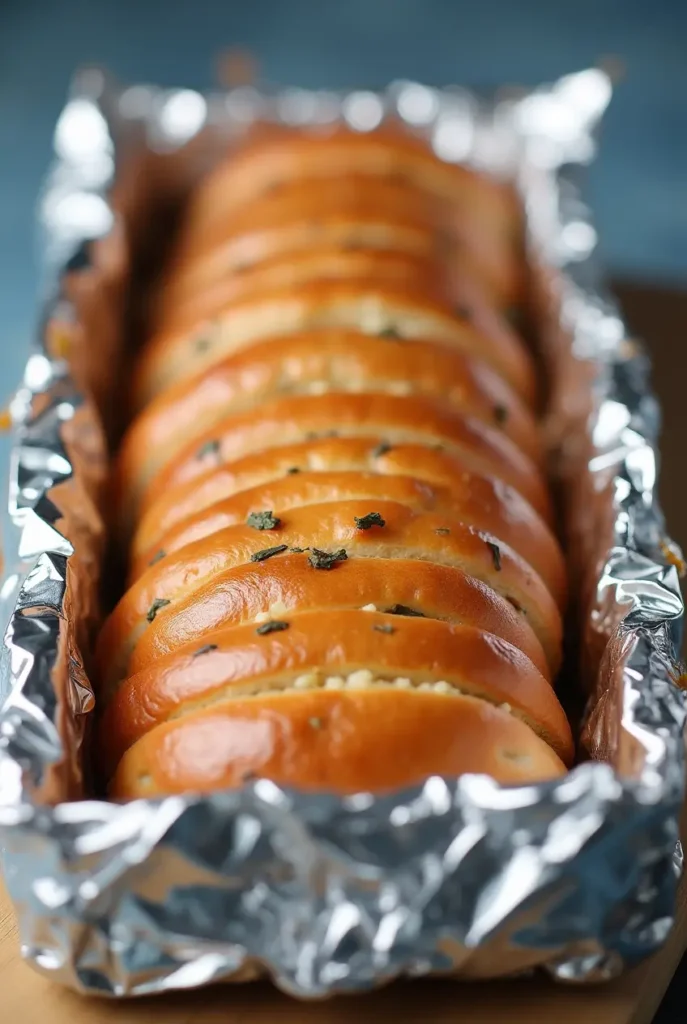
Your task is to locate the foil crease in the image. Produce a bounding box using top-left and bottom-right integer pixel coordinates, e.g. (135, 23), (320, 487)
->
(0, 68), (684, 997)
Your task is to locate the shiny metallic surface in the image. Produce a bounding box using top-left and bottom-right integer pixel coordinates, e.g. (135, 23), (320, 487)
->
(0, 69), (684, 998)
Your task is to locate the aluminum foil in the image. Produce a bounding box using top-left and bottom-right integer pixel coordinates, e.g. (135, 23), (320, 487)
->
(0, 68), (684, 998)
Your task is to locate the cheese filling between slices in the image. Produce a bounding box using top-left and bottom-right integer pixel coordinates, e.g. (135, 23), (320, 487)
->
(167, 668), (515, 721)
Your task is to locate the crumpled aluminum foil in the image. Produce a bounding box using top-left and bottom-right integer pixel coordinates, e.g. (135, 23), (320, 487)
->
(0, 68), (684, 998)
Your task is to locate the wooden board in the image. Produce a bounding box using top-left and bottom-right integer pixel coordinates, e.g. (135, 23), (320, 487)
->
(0, 870), (685, 1024)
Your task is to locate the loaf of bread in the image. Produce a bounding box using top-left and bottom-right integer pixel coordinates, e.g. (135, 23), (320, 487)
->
(99, 123), (573, 799)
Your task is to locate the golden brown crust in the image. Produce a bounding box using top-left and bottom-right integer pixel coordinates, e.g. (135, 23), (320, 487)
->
(116, 330), (541, 518)
(179, 127), (521, 249)
(163, 172), (521, 316)
(127, 555), (551, 682)
(170, 172), (447, 272)
(100, 610), (573, 777)
(138, 391), (546, 517)
(156, 247), (524, 370)
(162, 218), (441, 313)
(168, 216), (521, 316)
(170, 128), (524, 310)
(174, 172), (444, 257)
(133, 283), (537, 407)
(156, 249), (443, 338)
(130, 468), (566, 609)
(109, 689), (567, 799)
(134, 438), (554, 561)
(99, 123), (569, 799)
(97, 500), (563, 692)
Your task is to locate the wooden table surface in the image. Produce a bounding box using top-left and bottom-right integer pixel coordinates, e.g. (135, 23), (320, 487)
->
(1, 282), (686, 1023)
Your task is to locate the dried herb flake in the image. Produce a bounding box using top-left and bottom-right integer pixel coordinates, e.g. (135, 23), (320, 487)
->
(308, 547), (348, 570)
(286, 466), (301, 475)
(435, 527), (450, 536)
(354, 511), (386, 530)
(147, 597), (170, 623)
(148, 548), (166, 566)
(373, 623), (396, 634)
(251, 544), (289, 563)
(255, 620), (290, 635)
(378, 326), (402, 339)
(193, 643), (218, 658)
(196, 438), (220, 460)
(308, 716), (323, 729)
(246, 510), (281, 531)
(385, 604), (426, 618)
(486, 540), (502, 571)
(493, 404), (509, 425)
(371, 441), (392, 458)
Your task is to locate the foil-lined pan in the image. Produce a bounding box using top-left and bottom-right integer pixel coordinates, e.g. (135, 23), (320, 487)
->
(0, 67), (684, 998)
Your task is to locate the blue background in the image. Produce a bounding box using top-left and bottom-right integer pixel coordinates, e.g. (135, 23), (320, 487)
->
(0, 0), (685, 390)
